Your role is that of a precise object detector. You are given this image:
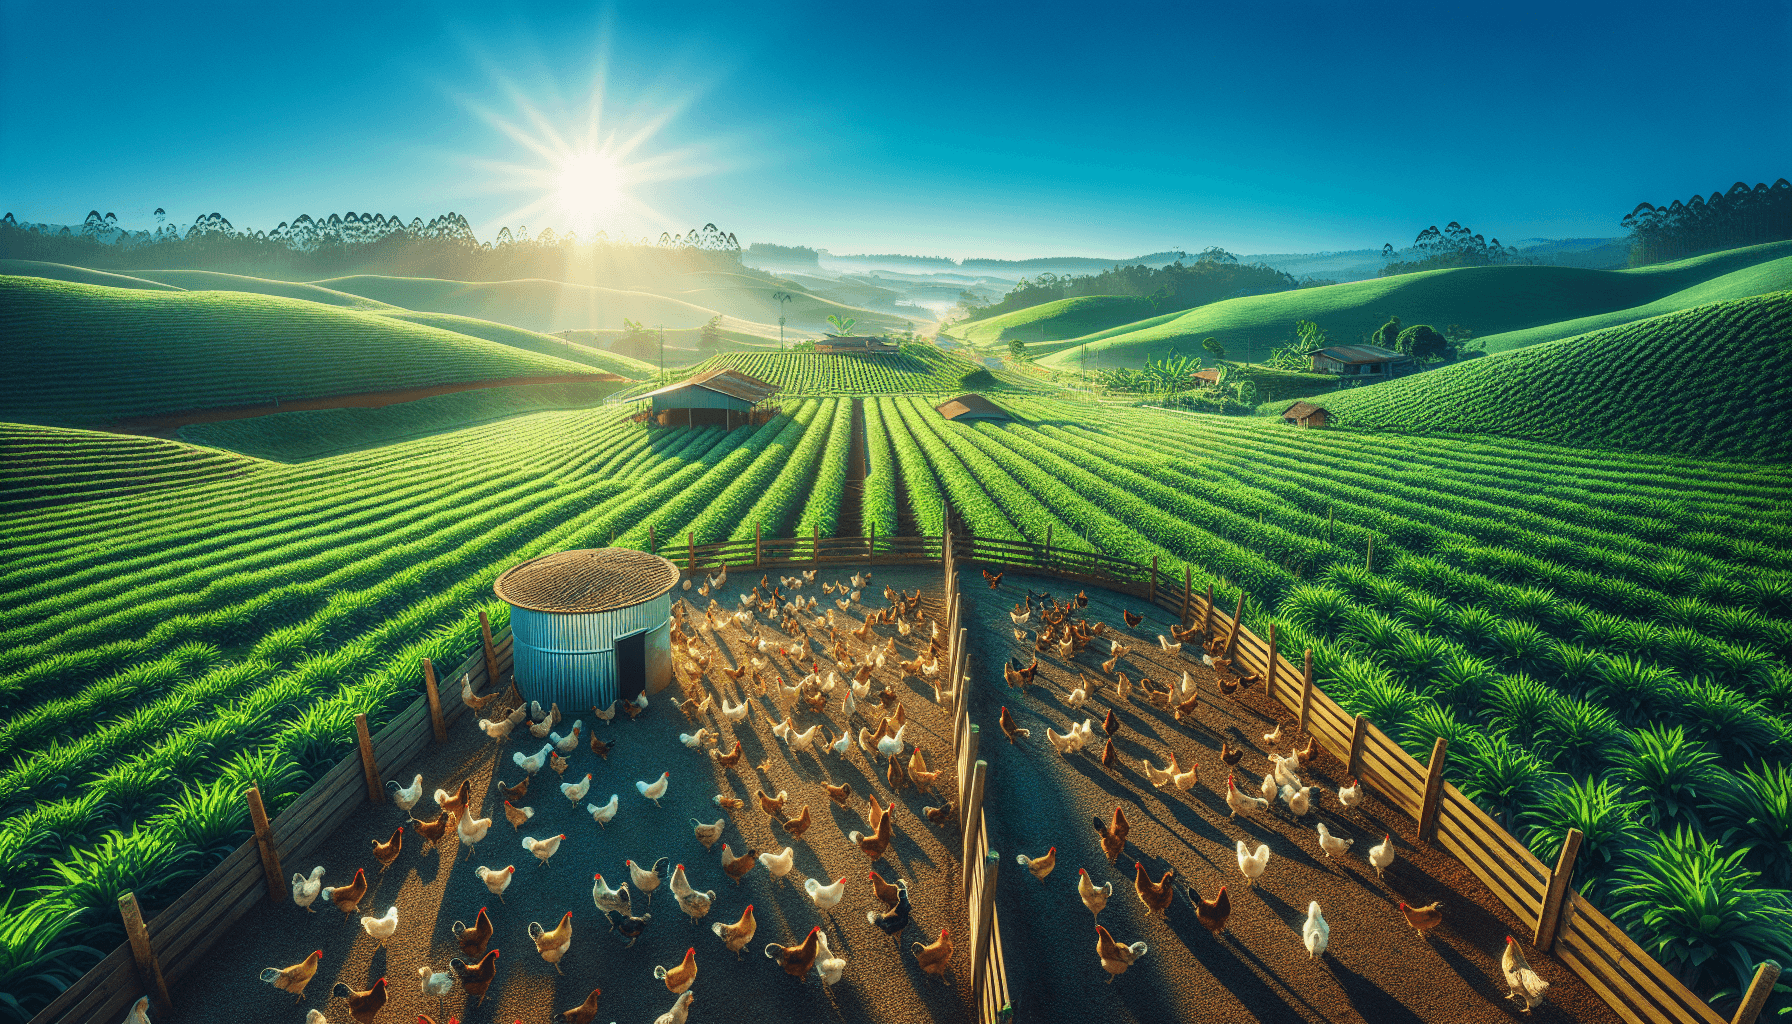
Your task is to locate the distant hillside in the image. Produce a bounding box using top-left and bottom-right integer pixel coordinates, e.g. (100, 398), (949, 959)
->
(374, 310), (654, 378)
(0, 260), (188, 292)
(1036, 240), (1792, 370)
(0, 276), (593, 426)
(617, 347), (1039, 399)
(121, 269), (398, 309)
(947, 295), (1158, 347)
(1291, 291), (1792, 460)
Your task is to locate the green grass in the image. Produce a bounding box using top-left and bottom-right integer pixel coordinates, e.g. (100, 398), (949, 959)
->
(0, 276), (594, 426)
(372, 310), (654, 378)
(0, 261), (182, 292)
(946, 295), (1158, 347)
(1283, 291), (1792, 461)
(120, 270), (398, 310)
(616, 347), (1041, 398)
(178, 380), (627, 461)
(1036, 240), (1792, 370)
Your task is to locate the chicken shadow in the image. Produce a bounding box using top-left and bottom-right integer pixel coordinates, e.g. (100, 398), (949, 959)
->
(1329, 957), (1433, 1024)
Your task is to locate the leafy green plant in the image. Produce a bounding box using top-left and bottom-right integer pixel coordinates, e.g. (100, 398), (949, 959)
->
(1486, 672), (1558, 748)
(825, 315), (857, 336)
(1701, 763), (1792, 889)
(0, 895), (103, 1024)
(1614, 725), (1723, 831)
(1525, 777), (1646, 905)
(1339, 676), (1427, 735)
(1457, 731), (1557, 831)
(1540, 698), (1628, 778)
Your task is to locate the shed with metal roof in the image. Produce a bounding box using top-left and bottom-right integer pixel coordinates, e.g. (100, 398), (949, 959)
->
(1307, 343), (1414, 380)
(935, 393), (1012, 422)
(493, 548), (681, 711)
(636, 366), (782, 429)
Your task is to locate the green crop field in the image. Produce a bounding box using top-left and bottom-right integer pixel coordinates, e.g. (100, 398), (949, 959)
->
(617, 347), (1039, 398)
(1279, 291), (1792, 461)
(947, 294), (1159, 347)
(372, 309), (656, 378)
(1032, 240), (1792, 369)
(0, 276), (598, 426)
(0, 261), (184, 292)
(119, 269), (400, 310)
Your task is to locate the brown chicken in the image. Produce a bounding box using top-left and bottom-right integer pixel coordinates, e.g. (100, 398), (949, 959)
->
(851, 812), (893, 860)
(1293, 735), (1317, 766)
(924, 803), (955, 824)
(503, 801), (534, 832)
(438, 779), (471, 819)
(712, 739), (743, 768)
(452, 906), (493, 958)
(756, 789), (788, 818)
(499, 777), (529, 801)
(1133, 862), (1175, 918)
(1216, 671), (1240, 697)
(911, 926), (954, 981)
(1103, 707), (1119, 736)
(999, 705), (1027, 744)
(1190, 884), (1232, 935)
(1400, 900), (1444, 938)
(721, 844), (760, 882)
(713, 904), (758, 958)
(1173, 692), (1200, 721)
(766, 926), (822, 978)
(1092, 806), (1129, 862)
(555, 986), (604, 1024)
(909, 749), (941, 795)
(714, 795), (744, 810)
(259, 949), (323, 1003)
(780, 805), (813, 839)
(622, 698), (647, 720)
(869, 869), (905, 910)
(328, 868), (368, 918)
(1220, 741), (1244, 767)
(588, 735), (612, 759)
(550, 752), (569, 776)
(371, 826), (403, 872)
(329, 976), (387, 1024)
(450, 948), (500, 1006)
(1122, 609), (1143, 627)
(886, 756), (909, 792)
(825, 781), (854, 806)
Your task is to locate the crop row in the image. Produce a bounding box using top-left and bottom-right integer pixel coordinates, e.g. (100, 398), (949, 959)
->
(795, 398), (853, 539)
(860, 399), (899, 541)
(875, 397), (944, 536)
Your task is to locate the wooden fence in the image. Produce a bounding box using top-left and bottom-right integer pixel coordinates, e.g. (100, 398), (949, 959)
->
(28, 625), (516, 1024)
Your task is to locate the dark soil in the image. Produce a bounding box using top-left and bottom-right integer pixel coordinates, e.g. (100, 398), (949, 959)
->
(967, 570), (1623, 1024)
(170, 567), (972, 1024)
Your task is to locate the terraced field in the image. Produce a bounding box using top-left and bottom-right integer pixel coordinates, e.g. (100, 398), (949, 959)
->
(620, 347), (1036, 398)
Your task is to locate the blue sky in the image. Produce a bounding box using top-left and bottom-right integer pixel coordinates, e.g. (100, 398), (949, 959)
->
(2, 0), (1787, 260)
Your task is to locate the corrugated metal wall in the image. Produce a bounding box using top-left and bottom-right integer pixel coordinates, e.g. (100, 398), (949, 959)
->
(651, 389), (752, 413)
(509, 593), (672, 711)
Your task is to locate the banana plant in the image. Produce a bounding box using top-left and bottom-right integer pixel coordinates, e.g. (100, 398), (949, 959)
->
(826, 315), (857, 336)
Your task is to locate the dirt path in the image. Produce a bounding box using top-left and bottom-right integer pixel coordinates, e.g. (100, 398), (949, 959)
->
(967, 569), (1621, 1024)
(107, 373), (626, 438)
(170, 567), (971, 1024)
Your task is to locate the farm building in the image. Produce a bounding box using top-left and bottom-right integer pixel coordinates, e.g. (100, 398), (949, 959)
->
(1282, 401), (1330, 428)
(1307, 343), (1413, 380)
(493, 547), (680, 711)
(936, 393), (1012, 422)
(1193, 368), (1222, 385)
(636, 366), (781, 429)
(815, 334), (899, 354)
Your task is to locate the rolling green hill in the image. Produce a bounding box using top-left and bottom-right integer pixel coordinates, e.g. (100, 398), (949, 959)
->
(617, 347), (1040, 398)
(121, 269), (397, 310)
(1037, 240), (1792, 370)
(0, 260), (183, 292)
(373, 310), (655, 378)
(0, 276), (596, 426)
(946, 295), (1158, 347)
(1288, 290), (1792, 460)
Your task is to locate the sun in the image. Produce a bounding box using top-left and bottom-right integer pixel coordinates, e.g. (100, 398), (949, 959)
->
(556, 151), (627, 228)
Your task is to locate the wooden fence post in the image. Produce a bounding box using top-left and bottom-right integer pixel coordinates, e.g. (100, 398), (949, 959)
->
(1347, 715), (1368, 780)
(755, 523), (763, 569)
(478, 611), (498, 696)
(1265, 623), (1278, 700)
(813, 525), (820, 565)
(246, 784), (283, 903)
(1733, 961), (1783, 1024)
(1418, 737), (1448, 842)
(421, 657), (446, 743)
(1534, 827), (1584, 951)
(355, 713), (382, 804)
(1181, 565), (1191, 626)
(869, 523), (876, 558)
(972, 843), (1000, 1010)
(1222, 592), (1244, 661)
(1201, 581), (1214, 635)
(118, 891), (172, 1015)
(1149, 556), (1158, 604)
(1297, 650), (1315, 736)
(962, 759), (987, 873)
(688, 531), (695, 572)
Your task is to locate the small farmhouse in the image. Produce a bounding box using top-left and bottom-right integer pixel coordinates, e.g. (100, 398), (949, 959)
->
(936, 393), (1012, 422)
(636, 366), (781, 429)
(1307, 344), (1413, 381)
(815, 334), (899, 354)
(1192, 368), (1222, 385)
(1282, 401), (1329, 428)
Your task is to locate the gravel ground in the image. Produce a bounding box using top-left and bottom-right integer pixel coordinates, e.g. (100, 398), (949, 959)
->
(970, 569), (1623, 1024)
(170, 566), (971, 1024)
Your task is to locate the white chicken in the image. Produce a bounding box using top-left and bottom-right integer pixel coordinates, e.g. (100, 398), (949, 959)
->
(1226, 774), (1270, 818)
(1046, 725), (1083, 756)
(417, 964), (453, 1015)
(720, 699), (750, 722)
(561, 773), (592, 804)
(1065, 685), (1088, 709)
(670, 864), (716, 923)
(457, 810), (493, 861)
(1141, 756), (1176, 788)
(877, 724), (907, 760)
(1337, 778), (1364, 809)
(512, 743), (553, 776)
(1272, 752), (1304, 789)
(1502, 935), (1551, 1013)
(360, 905), (398, 946)
(1302, 902), (1329, 959)
(290, 865), (325, 911)
(788, 723), (821, 754)
(1180, 671), (1195, 695)
(1158, 634), (1181, 653)
(654, 990), (695, 1024)
(385, 774), (423, 812)
(1315, 821), (1354, 860)
(475, 864), (516, 901)
(1281, 784), (1314, 816)
(1260, 772), (1279, 803)
(814, 930), (847, 985)
(587, 793), (620, 827)
(591, 873), (632, 916)
(680, 728), (714, 749)
(761, 846), (796, 879)
(636, 771), (671, 806)
(629, 857), (668, 906)
(1368, 833), (1396, 880)
(804, 876), (847, 910)
(1170, 761), (1199, 791)
(478, 715), (518, 742)
(1263, 722), (1283, 744)
(551, 722), (582, 754)
(522, 833), (566, 866)
(1236, 840), (1271, 887)
(1077, 867), (1112, 920)
(829, 728), (852, 758)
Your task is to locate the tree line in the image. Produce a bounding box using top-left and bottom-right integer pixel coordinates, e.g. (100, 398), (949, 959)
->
(1377, 221), (1525, 277)
(957, 247), (1305, 322)
(0, 208), (744, 280)
(1622, 178), (1791, 265)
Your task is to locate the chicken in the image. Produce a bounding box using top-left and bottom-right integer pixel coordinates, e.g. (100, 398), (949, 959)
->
(691, 817), (725, 849)
(385, 774), (423, 812)
(589, 734), (613, 759)
(1272, 752), (1304, 789)
(712, 903), (757, 957)
(1260, 772), (1279, 803)
(475, 863), (515, 901)
(765, 926), (823, 979)
(654, 946), (699, 993)
(813, 930), (848, 985)
(825, 781), (854, 806)
(1100, 737), (1118, 770)
(911, 926), (954, 981)
(259, 950), (323, 1003)
(555, 986), (604, 1024)
(1503, 935), (1551, 1012)
(448, 949), (499, 1007)
(714, 794), (743, 810)
(323, 868), (367, 918)
(1092, 806), (1129, 863)
(680, 728), (714, 749)
(804, 875), (847, 910)
(1141, 756), (1175, 788)
(329, 977), (388, 1024)
(1121, 609), (1143, 627)
(1225, 773), (1270, 818)
(1103, 707), (1119, 736)
(552, 722), (582, 754)
(1303, 901), (1329, 959)
(1315, 821), (1354, 860)
(478, 714), (519, 743)
(670, 864), (716, 923)
(720, 698), (750, 722)
(451, 906), (492, 958)
(1015, 847), (1056, 882)
(290, 866), (325, 912)
(712, 739), (744, 768)
(780, 804), (814, 839)
(416, 964), (453, 1016)
(522, 833), (566, 866)
(1133, 862), (1175, 918)
(1189, 884), (1232, 935)
(1065, 684), (1088, 709)
(653, 991), (695, 1024)
(561, 773), (593, 804)
(416, 805), (462, 846)
(461, 673), (498, 712)
(637, 771), (671, 806)
(1094, 923), (1148, 982)
(529, 910), (574, 973)
(1400, 900), (1444, 938)
(591, 873), (632, 916)
(1338, 777), (1364, 809)
(1171, 760), (1199, 791)
(1046, 725), (1083, 756)
(587, 796), (623, 828)
(848, 810), (893, 860)
(1263, 721), (1283, 744)
(630, 856), (669, 903)
(788, 723), (822, 754)
(1220, 742), (1244, 768)
(1235, 840), (1272, 887)
(513, 743), (553, 775)
(762, 845), (796, 880)
(457, 808), (493, 861)
(877, 723), (909, 759)
(607, 909), (654, 948)
(1281, 784), (1315, 817)
(499, 776), (530, 801)
(1368, 833), (1395, 880)
(1077, 868), (1112, 920)
(358, 904), (398, 946)
(867, 881), (912, 935)
(503, 800), (534, 832)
